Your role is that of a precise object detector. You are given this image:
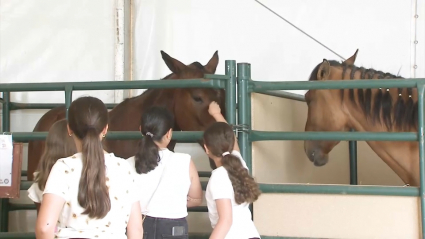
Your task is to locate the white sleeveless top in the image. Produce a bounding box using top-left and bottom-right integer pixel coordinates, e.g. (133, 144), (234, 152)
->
(42, 152), (139, 239)
(126, 148), (191, 219)
(28, 172), (43, 203)
(28, 172), (59, 233)
(205, 150), (261, 239)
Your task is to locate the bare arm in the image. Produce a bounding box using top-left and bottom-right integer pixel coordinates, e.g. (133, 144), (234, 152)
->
(209, 102), (240, 152)
(126, 202), (144, 239)
(187, 159), (203, 207)
(209, 199), (232, 239)
(35, 194), (65, 239)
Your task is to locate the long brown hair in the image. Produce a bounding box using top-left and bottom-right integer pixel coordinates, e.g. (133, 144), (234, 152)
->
(135, 106), (174, 174)
(35, 119), (77, 191)
(67, 96), (110, 219)
(203, 122), (261, 204)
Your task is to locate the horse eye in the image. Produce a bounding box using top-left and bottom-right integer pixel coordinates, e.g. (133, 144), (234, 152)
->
(193, 96), (203, 103)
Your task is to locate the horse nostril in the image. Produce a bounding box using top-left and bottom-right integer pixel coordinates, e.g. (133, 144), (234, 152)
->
(307, 150), (315, 162)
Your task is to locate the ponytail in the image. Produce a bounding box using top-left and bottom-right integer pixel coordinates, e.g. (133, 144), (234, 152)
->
(222, 154), (261, 205)
(135, 135), (160, 174)
(78, 128), (111, 219)
(134, 106), (174, 174)
(203, 121), (261, 205)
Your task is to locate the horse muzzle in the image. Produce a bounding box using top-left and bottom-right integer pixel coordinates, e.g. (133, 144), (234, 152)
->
(305, 147), (329, 167)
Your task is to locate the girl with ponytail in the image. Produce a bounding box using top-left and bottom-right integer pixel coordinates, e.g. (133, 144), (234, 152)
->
(28, 119), (77, 215)
(35, 96), (143, 239)
(126, 106), (203, 239)
(204, 101), (261, 239)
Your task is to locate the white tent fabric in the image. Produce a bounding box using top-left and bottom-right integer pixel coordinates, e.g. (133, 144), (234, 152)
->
(0, 0), (116, 232)
(0, 0), (116, 104)
(132, 0), (423, 99)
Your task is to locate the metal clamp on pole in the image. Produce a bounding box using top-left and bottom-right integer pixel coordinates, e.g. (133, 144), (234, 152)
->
(231, 124), (250, 134)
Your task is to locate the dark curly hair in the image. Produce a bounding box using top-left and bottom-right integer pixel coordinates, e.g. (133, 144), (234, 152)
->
(134, 106), (174, 174)
(203, 122), (261, 204)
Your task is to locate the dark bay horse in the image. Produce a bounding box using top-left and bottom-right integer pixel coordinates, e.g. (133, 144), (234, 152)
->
(304, 49), (420, 186)
(27, 50), (224, 181)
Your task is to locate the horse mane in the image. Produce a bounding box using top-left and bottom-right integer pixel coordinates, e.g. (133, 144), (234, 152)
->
(122, 61), (205, 101)
(309, 60), (418, 131)
(190, 61), (204, 69)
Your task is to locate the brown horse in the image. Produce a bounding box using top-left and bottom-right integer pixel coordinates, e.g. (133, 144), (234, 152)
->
(304, 49), (419, 186)
(27, 50), (225, 181)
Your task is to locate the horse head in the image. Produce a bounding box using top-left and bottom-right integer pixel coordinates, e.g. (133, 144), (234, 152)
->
(303, 50), (359, 166)
(160, 50), (225, 169)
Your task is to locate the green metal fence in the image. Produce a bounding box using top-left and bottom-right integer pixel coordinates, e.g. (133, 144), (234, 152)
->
(236, 62), (425, 238)
(1, 60), (424, 238)
(0, 60), (237, 239)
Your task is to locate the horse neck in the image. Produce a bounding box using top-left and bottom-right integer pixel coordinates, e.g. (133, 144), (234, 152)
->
(343, 98), (419, 185)
(343, 98), (387, 132)
(130, 74), (175, 105)
(133, 88), (175, 108)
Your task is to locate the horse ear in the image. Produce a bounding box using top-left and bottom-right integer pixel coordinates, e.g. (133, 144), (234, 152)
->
(317, 59), (331, 80)
(204, 51), (219, 73)
(161, 51), (187, 74)
(343, 49), (358, 66)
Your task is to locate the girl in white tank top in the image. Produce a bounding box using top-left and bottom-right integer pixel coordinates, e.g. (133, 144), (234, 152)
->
(28, 119), (77, 215)
(27, 119), (76, 234)
(126, 106), (203, 239)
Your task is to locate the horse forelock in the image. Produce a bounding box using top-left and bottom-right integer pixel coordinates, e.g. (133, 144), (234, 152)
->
(322, 61), (417, 131)
(190, 61), (204, 70)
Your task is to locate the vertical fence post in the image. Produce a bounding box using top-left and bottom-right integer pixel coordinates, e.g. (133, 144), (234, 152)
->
(1, 92), (10, 132)
(237, 63), (252, 170)
(65, 86), (73, 120)
(349, 129), (358, 185)
(0, 92), (10, 232)
(225, 60), (237, 125)
(237, 62), (253, 218)
(417, 83), (425, 238)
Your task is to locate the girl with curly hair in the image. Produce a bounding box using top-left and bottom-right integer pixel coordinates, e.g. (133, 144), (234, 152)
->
(204, 101), (261, 239)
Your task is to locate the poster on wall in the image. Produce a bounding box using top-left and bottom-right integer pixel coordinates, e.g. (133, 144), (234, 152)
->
(0, 134), (13, 187)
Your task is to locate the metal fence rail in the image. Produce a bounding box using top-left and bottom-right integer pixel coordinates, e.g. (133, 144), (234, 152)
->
(236, 62), (425, 238)
(258, 183), (419, 196)
(2, 60), (424, 238)
(10, 131), (204, 142)
(0, 233), (312, 239)
(0, 60), (237, 235)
